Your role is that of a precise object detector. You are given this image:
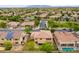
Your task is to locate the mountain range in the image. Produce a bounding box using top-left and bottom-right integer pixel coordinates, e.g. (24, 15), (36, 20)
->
(0, 5), (79, 8)
(26, 5), (53, 8)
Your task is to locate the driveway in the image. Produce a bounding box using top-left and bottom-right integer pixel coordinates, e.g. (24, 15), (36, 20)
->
(11, 45), (23, 51)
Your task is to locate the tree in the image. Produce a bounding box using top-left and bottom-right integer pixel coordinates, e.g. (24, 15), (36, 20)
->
(0, 16), (8, 20)
(48, 20), (59, 28)
(40, 42), (54, 53)
(8, 15), (21, 22)
(3, 41), (12, 50)
(35, 19), (40, 26)
(73, 26), (79, 31)
(23, 40), (36, 51)
(34, 17), (40, 26)
(0, 22), (7, 28)
(24, 26), (32, 34)
(72, 23), (79, 31)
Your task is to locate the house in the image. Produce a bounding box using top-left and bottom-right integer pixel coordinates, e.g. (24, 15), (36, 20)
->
(49, 14), (61, 19)
(32, 11), (38, 15)
(7, 22), (20, 29)
(0, 30), (27, 46)
(11, 31), (27, 45)
(62, 14), (70, 21)
(54, 31), (79, 52)
(23, 17), (33, 21)
(39, 13), (48, 18)
(0, 31), (7, 46)
(31, 30), (53, 45)
(71, 14), (79, 21)
(20, 21), (35, 28)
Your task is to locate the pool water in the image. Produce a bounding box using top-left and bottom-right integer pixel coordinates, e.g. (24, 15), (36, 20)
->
(62, 48), (74, 52)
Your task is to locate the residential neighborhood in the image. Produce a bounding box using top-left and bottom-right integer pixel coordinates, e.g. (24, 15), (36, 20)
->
(0, 8), (79, 52)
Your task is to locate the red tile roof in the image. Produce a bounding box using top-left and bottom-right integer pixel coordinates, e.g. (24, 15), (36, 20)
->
(31, 30), (53, 39)
(54, 31), (79, 42)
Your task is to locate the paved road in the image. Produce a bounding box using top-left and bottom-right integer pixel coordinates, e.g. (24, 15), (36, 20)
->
(0, 28), (24, 31)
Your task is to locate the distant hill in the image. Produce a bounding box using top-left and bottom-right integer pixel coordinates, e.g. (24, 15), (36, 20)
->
(26, 5), (53, 8)
(26, 5), (79, 8)
(0, 5), (79, 8)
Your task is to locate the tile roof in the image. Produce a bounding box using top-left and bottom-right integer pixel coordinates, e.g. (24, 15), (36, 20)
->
(0, 30), (25, 40)
(0, 31), (7, 39)
(20, 21), (34, 27)
(54, 31), (79, 42)
(8, 22), (20, 27)
(13, 31), (22, 39)
(31, 30), (53, 39)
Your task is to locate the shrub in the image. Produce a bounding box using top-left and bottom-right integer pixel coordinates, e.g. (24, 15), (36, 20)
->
(40, 42), (53, 53)
(3, 41), (12, 50)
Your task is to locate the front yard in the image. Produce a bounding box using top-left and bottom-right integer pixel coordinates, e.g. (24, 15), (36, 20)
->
(22, 39), (58, 53)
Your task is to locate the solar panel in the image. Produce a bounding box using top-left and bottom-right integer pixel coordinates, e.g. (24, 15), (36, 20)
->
(6, 31), (13, 40)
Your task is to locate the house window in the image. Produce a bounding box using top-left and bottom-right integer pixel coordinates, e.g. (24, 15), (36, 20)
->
(15, 39), (18, 40)
(38, 43), (42, 45)
(40, 38), (42, 40)
(23, 37), (25, 40)
(0, 43), (3, 46)
(35, 41), (38, 44)
(76, 44), (79, 47)
(21, 41), (24, 45)
(15, 42), (18, 44)
(46, 38), (51, 40)
(61, 44), (66, 46)
(2, 39), (4, 40)
(67, 44), (74, 46)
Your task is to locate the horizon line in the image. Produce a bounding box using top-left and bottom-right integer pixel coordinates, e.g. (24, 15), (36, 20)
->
(0, 5), (79, 8)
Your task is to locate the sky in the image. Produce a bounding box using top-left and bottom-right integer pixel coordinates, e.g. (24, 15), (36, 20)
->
(0, 0), (79, 7)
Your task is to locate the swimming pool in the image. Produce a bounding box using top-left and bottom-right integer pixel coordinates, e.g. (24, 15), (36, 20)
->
(62, 48), (74, 51)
